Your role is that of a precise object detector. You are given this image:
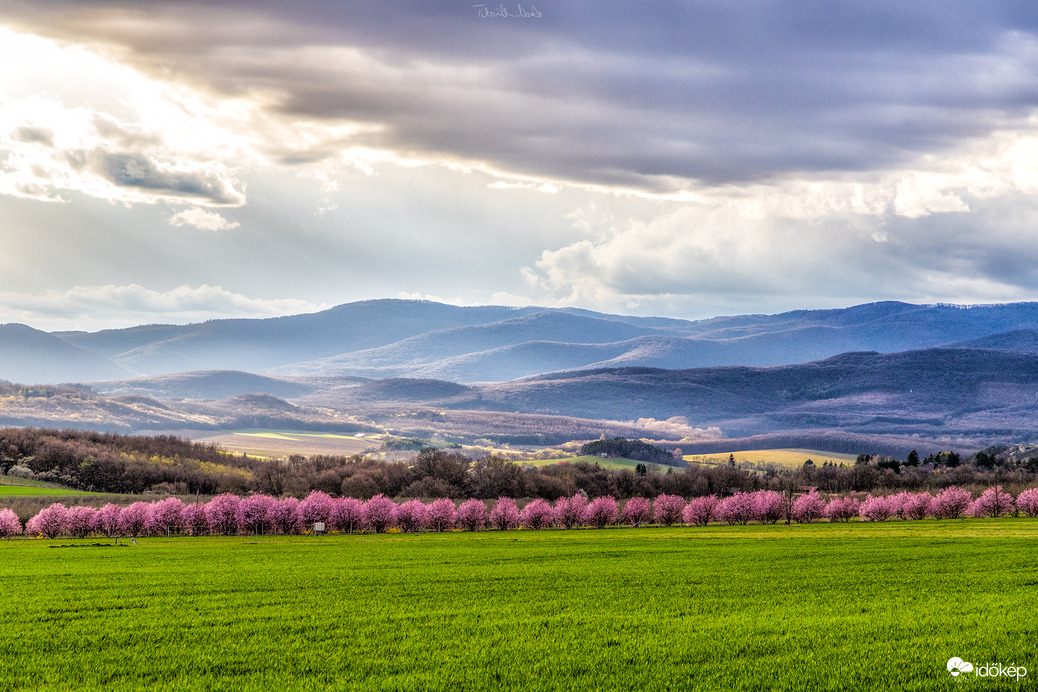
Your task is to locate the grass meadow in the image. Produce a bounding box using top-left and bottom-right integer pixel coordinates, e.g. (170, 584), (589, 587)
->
(684, 448), (860, 469)
(2, 521), (1036, 691)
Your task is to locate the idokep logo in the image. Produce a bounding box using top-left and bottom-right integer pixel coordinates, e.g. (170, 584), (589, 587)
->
(947, 657), (1027, 681)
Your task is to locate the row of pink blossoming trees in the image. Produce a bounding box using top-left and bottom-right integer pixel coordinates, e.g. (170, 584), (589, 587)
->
(3, 486), (1037, 540)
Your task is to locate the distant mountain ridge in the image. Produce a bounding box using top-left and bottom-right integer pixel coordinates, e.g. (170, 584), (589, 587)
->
(3, 298), (1038, 383)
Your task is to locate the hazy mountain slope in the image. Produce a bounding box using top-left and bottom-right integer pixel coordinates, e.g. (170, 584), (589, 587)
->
(59, 300), (548, 375)
(91, 370), (315, 399)
(297, 347), (1038, 442)
(948, 329), (1038, 353)
(45, 299), (1038, 382)
(0, 324), (131, 384)
(276, 312), (675, 377)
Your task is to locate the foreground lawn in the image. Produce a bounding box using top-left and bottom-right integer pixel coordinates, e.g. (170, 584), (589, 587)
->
(1, 521), (1035, 691)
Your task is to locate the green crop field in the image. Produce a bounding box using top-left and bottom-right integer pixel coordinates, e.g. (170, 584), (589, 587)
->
(522, 455), (674, 472)
(0, 477), (95, 497)
(2, 521), (1035, 691)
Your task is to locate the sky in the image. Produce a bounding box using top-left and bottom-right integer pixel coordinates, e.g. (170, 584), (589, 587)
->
(2, 1), (1038, 331)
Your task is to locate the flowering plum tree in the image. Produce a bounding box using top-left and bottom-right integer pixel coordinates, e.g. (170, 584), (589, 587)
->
(363, 494), (397, 533)
(240, 495), (277, 535)
(269, 497), (299, 535)
(620, 497), (652, 527)
(28, 503), (69, 538)
(520, 499), (556, 530)
(752, 490), (786, 524)
(205, 493), (242, 535)
(119, 502), (151, 537)
(822, 496), (858, 522)
(182, 502), (211, 536)
(859, 495), (895, 522)
(682, 495), (717, 526)
(0, 508), (21, 539)
(970, 486), (1014, 518)
(331, 497), (365, 534)
(653, 494), (686, 526)
(98, 503), (122, 538)
(899, 493), (932, 521)
(586, 496), (619, 529)
(425, 498), (457, 532)
(930, 487), (971, 519)
(791, 491), (825, 523)
(394, 499), (428, 533)
(715, 492), (755, 525)
(1016, 488), (1038, 517)
(554, 495), (588, 529)
(149, 497), (187, 537)
(65, 506), (99, 538)
(298, 491), (334, 528)
(489, 497), (520, 530)
(456, 499), (487, 531)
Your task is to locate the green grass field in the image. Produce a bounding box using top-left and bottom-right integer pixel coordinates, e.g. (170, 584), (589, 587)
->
(0, 476), (95, 497)
(2, 521), (1035, 691)
(684, 448), (860, 468)
(522, 455), (674, 472)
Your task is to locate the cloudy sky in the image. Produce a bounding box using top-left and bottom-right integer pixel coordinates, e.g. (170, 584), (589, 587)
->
(2, 1), (1038, 330)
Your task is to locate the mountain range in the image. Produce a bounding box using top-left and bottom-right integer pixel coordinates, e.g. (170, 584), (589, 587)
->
(4, 298), (1038, 384)
(4, 298), (1038, 454)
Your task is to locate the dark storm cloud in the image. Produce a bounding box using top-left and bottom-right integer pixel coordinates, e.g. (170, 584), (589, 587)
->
(95, 153), (244, 205)
(4, 0), (1038, 188)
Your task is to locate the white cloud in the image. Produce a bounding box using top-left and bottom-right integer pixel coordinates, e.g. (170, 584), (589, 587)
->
(0, 284), (328, 331)
(169, 208), (239, 231)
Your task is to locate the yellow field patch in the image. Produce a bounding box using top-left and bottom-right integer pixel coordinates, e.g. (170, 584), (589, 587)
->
(684, 448), (858, 469)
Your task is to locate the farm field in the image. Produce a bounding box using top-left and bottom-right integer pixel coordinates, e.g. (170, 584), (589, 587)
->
(684, 448), (859, 468)
(520, 454), (674, 472)
(175, 429), (381, 458)
(0, 476), (96, 498)
(1, 521), (1035, 691)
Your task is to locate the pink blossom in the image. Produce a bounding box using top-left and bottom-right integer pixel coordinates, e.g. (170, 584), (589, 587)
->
(752, 490), (786, 524)
(240, 495), (277, 535)
(586, 496), (619, 529)
(149, 497), (187, 536)
(970, 486), (1014, 518)
(119, 502), (151, 537)
(520, 499), (556, 530)
(394, 499), (428, 533)
(489, 497), (520, 531)
(98, 503), (123, 538)
(823, 496), (859, 522)
(205, 493), (242, 535)
(899, 493), (932, 521)
(425, 498), (457, 533)
(0, 508), (21, 539)
(297, 491), (334, 527)
(682, 495), (718, 526)
(182, 502), (211, 536)
(554, 495), (589, 529)
(27, 503), (67, 538)
(363, 494), (397, 533)
(653, 494), (686, 527)
(456, 499), (487, 531)
(1016, 488), (1038, 517)
(859, 494), (895, 522)
(65, 506), (99, 538)
(792, 491), (825, 523)
(330, 497), (365, 534)
(620, 497), (652, 527)
(715, 492), (755, 525)
(267, 497), (299, 535)
(929, 486), (971, 519)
